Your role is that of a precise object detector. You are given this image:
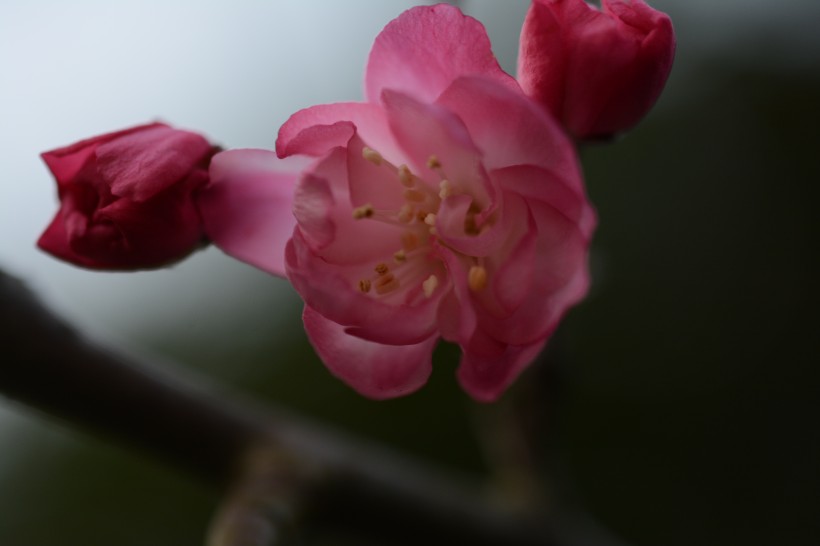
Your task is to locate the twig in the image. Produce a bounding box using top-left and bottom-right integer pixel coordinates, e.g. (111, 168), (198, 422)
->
(0, 268), (556, 545)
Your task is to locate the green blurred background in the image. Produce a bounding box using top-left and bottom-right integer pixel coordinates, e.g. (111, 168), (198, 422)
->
(1, 1), (818, 545)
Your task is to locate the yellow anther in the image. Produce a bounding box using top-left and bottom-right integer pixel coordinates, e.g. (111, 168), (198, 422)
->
(362, 147), (383, 165)
(427, 155), (441, 169)
(468, 265), (488, 292)
(375, 273), (399, 295)
(359, 279), (372, 293)
(398, 164), (414, 187)
(404, 189), (426, 203)
(422, 275), (439, 298)
(438, 179), (452, 199)
(352, 204), (374, 219)
(375, 263), (390, 276)
(393, 249), (407, 263)
(424, 213), (437, 227)
(401, 232), (419, 251)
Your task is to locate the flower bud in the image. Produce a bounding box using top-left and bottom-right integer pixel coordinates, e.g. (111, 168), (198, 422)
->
(518, 0), (675, 140)
(38, 122), (219, 270)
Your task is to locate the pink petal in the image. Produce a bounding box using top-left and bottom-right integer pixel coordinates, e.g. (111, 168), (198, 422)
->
(41, 123), (166, 187)
(365, 4), (516, 105)
(381, 89), (491, 204)
(457, 333), (547, 402)
(346, 134), (405, 212)
(37, 209), (100, 269)
(492, 211), (537, 315)
(276, 102), (399, 160)
(198, 149), (299, 277)
(478, 199), (591, 346)
(286, 230), (442, 345)
(516, 0), (566, 120)
(434, 244), (477, 345)
(98, 126), (214, 202)
(436, 193), (505, 258)
(436, 75), (582, 193)
(492, 165), (596, 240)
(303, 305), (436, 400)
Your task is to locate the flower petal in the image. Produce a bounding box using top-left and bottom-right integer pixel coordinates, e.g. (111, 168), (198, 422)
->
(492, 165), (596, 240)
(286, 230), (442, 345)
(303, 305), (436, 400)
(98, 125), (214, 202)
(436, 75), (582, 193)
(198, 149), (299, 277)
(365, 4), (516, 105)
(457, 333), (547, 402)
(41, 123), (167, 187)
(276, 102), (399, 160)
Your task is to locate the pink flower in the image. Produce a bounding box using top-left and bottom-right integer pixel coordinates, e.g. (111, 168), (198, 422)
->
(200, 5), (595, 401)
(518, 0), (675, 140)
(39, 123), (218, 270)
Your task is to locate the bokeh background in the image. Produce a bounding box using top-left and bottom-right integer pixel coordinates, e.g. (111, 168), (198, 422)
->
(1, 0), (818, 545)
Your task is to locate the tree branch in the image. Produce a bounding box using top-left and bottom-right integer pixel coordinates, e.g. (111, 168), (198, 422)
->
(0, 268), (557, 545)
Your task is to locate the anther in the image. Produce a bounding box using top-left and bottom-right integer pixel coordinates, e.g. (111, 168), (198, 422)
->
(468, 265), (488, 292)
(352, 204), (374, 219)
(375, 273), (399, 295)
(427, 155), (441, 169)
(422, 275), (439, 298)
(393, 250), (407, 263)
(359, 279), (372, 293)
(362, 147), (383, 166)
(424, 213), (437, 227)
(439, 179), (452, 199)
(375, 263), (390, 276)
(398, 164), (414, 187)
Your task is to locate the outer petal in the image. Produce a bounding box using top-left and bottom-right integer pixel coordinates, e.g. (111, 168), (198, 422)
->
(41, 123), (166, 187)
(198, 149), (298, 277)
(303, 306), (436, 400)
(37, 208), (101, 268)
(365, 4), (516, 104)
(516, 0), (566, 118)
(457, 333), (548, 402)
(436, 76), (582, 192)
(276, 102), (400, 161)
(99, 126), (214, 202)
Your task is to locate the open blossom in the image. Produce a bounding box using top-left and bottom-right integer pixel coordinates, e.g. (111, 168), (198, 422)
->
(518, 0), (675, 140)
(200, 5), (596, 401)
(39, 123), (218, 270)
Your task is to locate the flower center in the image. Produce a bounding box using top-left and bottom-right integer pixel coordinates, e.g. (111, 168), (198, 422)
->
(352, 146), (488, 300)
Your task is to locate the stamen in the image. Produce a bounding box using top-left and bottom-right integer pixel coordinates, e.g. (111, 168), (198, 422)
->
(353, 204), (374, 219)
(424, 213), (437, 227)
(468, 265), (488, 292)
(401, 232), (420, 251)
(362, 147), (383, 166)
(397, 204), (414, 223)
(422, 275), (439, 298)
(375, 263), (390, 276)
(398, 164), (415, 187)
(404, 189), (426, 203)
(375, 273), (399, 295)
(393, 250), (407, 263)
(427, 155), (442, 169)
(359, 279), (372, 293)
(439, 179), (452, 199)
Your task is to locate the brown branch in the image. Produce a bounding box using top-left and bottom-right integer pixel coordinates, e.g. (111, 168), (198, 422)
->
(0, 268), (558, 546)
